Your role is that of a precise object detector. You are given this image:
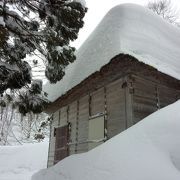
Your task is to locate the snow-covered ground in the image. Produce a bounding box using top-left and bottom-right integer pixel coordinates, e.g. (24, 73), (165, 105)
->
(0, 139), (49, 180)
(32, 100), (180, 180)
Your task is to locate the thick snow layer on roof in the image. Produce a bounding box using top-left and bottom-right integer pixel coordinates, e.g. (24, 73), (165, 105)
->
(44, 3), (180, 102)
(32, 100), (180, 180)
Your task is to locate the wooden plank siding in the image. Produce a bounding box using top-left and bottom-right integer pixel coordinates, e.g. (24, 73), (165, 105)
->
(132, 77), (157, 124)
(124, 77), (134, 128)
(47, 111), (59, 167)
(68, 101), (77, 155)
(76, 95), (89, 154)
(59, 106), (68, 127)
(45, 54), (180, 114)
(90, 87), (105, 116)
(106, 79), (126, 138)
(132, 75), (180, 124)
(47, 74), (180, 167)
(54, 125), (69, 164)
(158, 85), (179, 108)
(47, 53), (180, 167)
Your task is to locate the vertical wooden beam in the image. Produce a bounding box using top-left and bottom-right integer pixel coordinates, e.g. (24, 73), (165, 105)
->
(66, 106), (70, 155)
(104, 86), (108, 140)
(67, 106), (69, 124)
(156, 85), (160, 109)
(47, 114), (53, 168)
(75, 100), (79, 153)
(124, 76), (134, 128)
(88, 93), (92, 118)
(58, 110), (61, 126)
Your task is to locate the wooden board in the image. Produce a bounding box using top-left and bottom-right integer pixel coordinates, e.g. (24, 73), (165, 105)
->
(76, 95), (89, 153)
(60, 106), (67, 127)
(158, 85), (179, 108)
(47, 70), (180, 165)
(106, 79), (126, 138)
(90, 88), (105, 116)
(47, 112), (59, 167)
(54, 125), (69, 164)
(68, 101), (77, 155)
(132, 75), (180, 124)
(132, 77), (157, 124)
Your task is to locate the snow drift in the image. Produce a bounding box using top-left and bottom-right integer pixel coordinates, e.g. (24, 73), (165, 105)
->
(0, 140), (49, 180)
(44, 3), (180, 101)
(32, 100), (180, 180)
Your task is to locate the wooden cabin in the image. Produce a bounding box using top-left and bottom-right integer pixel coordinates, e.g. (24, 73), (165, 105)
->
(46, 54), (180, 167)
(44, 4), (180, 167)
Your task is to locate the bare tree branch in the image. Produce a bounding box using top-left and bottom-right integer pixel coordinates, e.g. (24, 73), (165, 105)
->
(147, 0), (180, 26)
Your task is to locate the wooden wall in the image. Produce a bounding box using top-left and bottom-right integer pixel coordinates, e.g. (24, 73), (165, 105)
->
(158, 85), (180, 108)
(46, 54), (180, 114)
(47, 74), (180, 167)
(47, 78), (129, 167)
(106, 79), (126, 138)
(47, 110), (59, 167)
(132, 75), (180, 124)
(133, 76), (157, 124)
(76, 95), (89, 153)
(47, 106), (69, 167)
(68, 101), (77, 155)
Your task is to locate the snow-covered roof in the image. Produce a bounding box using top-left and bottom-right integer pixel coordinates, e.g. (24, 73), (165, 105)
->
(32, 100), (180, 180)
(44, 3), (180, 102)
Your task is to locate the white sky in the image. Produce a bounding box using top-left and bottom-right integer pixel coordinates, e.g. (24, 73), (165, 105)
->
(72, 0), (180, 48)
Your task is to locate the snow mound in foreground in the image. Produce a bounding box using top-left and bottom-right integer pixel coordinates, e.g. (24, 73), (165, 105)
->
(32, 100), (180, 180)
(0, 140), (49, 180)
(44, 3), (180, 101)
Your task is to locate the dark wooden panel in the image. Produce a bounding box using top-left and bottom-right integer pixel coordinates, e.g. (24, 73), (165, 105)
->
(133, 101), (157, 112)
(47, 54), (180, 164)
(60, 106), (68, 126)
(133, 78), (156, 99)
(158, 85), (179, 108)
(106, 79), (126, 138)
(77, 95), (89, 153)
(69, 144), (76, 155)
(132, 76), (180, 124)
(46, 54), (180, 114)
(133, 77), (157, 124)
(54, 125), (69, 164)
(90, 88), (105, 116)
(68, 101), (77, 154)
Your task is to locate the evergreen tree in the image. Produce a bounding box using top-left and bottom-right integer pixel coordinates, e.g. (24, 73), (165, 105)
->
(0, 0), (87, 114)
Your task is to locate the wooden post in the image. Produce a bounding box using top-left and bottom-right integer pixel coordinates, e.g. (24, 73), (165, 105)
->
(58, 110), (61, 126)
(124, 76), (134, 128)
(104, 86), (108, 140)
(155, 85), (160, 109)
(75, 100), (79, 153)
(47, 114), (53, 168)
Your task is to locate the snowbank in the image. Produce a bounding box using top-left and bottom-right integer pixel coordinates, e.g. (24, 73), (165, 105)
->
(32, 100), (180, 180)
(0, 140), (49, 180)
(44, 3), (180, 102)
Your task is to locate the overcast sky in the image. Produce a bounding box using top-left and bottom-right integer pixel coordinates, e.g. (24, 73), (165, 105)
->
(72, 0), (180, 48)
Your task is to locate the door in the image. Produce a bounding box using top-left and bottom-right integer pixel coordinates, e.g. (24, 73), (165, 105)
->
(54, 125), (69, 164)
(88, 116), (105, 150)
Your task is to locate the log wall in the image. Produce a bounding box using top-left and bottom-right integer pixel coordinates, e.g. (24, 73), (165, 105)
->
(132, 75), (180, 124)
(47, 54), (180, 167)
